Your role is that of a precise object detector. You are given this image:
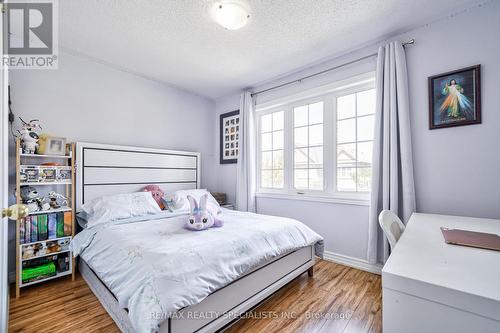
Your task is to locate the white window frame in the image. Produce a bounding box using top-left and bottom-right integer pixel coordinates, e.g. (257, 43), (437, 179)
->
(255, 72), (376, 205)
(290, 96), (328, 195)
(256, 108), (287, 193)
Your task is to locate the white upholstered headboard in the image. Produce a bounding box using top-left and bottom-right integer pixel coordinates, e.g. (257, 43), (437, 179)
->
(75, 142), (200, 211)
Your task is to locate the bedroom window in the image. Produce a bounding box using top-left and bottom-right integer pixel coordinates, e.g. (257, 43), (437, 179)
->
(259, 110), (284, 189)
(293, 101), (324, 191)
(255, 72), (376, 203)
(336, 89), (375, 192)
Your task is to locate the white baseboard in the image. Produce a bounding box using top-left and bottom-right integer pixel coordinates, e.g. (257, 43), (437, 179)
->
(323, 250), (382, 275)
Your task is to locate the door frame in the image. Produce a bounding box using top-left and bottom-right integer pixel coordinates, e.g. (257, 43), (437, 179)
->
(0, 2), (9, 331)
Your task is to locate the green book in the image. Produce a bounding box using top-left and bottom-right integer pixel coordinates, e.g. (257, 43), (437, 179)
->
(56, 212), (64, 238)
(37, 214), (48, 241)
(30, 215), (37, 243)
(22, 262), (56, 282)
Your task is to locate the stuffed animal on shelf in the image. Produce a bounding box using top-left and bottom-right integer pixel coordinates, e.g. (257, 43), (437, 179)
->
(19, 186), (50, 212)
(185, 194), (223, 231)
(44, 191), (68, 209)
(38, 243), (47, 256)
(22, 245), (35, 259)
(57, 239), (70, 251)
(17, 118), (42, 154)
(46, 241), (61, 254)
(143, 185), (165, 210)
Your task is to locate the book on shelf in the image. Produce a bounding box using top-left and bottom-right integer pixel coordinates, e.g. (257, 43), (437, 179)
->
(38, 214), (48, 241)
(22, 262), (56, 283)
(21, 212), (72, 243)
(48, 213), (57, 239)
(63, 211), (72, 236)
(30, 215), (38, 243)
(20, 218), (25, 244)
(56, 212), (64, 238)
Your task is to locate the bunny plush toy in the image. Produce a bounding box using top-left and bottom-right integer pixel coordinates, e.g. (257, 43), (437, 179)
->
(186, 194), (223, 231)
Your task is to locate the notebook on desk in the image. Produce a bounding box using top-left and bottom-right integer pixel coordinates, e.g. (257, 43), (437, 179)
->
(441, 227), (500, 251)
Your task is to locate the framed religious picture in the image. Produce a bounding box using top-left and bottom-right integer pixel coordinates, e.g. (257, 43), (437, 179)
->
(220, 110), (240, 164)
(428, 65), (481, 129)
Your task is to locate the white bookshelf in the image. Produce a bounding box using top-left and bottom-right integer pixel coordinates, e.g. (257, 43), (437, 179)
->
(15, 139), (76, 297)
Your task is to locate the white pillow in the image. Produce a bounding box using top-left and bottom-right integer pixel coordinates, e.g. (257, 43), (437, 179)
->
(172, 189), (221, 212)
(81, 192), (161, 227)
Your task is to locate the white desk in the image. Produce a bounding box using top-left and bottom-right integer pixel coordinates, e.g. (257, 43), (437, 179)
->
(382, 213), (500, 333)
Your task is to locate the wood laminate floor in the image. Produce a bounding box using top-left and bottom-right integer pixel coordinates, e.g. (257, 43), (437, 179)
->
(9, 260), (381, 333)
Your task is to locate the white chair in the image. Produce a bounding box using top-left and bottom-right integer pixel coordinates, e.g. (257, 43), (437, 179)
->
(378, 210), (405, 251)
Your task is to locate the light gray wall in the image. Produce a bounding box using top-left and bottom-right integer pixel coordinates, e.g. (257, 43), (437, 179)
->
(405, 3), (500, 219)
(214, 1), (500, 262)
(8, 50), (217, 274)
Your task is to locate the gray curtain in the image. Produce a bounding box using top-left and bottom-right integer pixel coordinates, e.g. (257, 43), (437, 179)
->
(367, 41), (416, 264)
(235, 91), (257, 212)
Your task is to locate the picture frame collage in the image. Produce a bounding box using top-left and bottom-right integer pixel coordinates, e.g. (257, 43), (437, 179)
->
(220, 110), (240, 164)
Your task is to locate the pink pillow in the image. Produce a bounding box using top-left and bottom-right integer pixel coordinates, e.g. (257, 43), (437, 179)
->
(143, 185), (165, 210)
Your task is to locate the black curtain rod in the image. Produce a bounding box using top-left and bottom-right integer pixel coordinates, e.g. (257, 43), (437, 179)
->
(251, 39), (415, 97)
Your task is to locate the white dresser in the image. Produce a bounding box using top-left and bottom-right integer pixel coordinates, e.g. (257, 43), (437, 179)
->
(382, 213), (500, 333)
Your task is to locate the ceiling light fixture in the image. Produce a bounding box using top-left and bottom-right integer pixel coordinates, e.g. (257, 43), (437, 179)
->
(212, 1), (251, 30)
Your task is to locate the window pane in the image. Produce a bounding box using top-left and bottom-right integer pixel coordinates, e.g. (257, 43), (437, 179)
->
(272, 150), (284, 169)
(337, 167), (356, 191)
(357, 115), (374, 141)
(308, 146), (323, 168)
(337, 118), (356, 143)
(357, 89), (376, 116)
(309, 124), (323, 146)
(261, 114), (272, 132)
(273, 170), (284, 188)
(261, 151), (272, 169)
(261, 132), (272, 151)
(309, 169), (323, 190)
(261, 170), (272, 188)
(294, 169), (308, 189)
(357, 141), (373, 165)
(294, 105), (308, 127)
(272, 111), (284, 131)
(357, 167), (372, 192)
(294, 148), (308, 169)
(294, 127), (308, 147)
(309, 102), (323, 124)
(337, 143), (356, 169)
(272, 130), (284, 149)
(337, 94), (355, 119)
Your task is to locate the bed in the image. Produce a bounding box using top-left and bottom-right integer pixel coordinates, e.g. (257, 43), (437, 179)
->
(73, 142), (324, 333)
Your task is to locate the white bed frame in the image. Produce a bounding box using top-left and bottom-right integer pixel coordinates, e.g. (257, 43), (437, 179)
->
(75, 142), (315, 333)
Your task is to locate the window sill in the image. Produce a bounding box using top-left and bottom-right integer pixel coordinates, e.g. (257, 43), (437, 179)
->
(255, 192), (370, 206)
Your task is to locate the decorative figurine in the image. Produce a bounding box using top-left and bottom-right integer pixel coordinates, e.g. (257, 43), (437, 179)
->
(17, 118), (42, 154)
(44, 191), (68, 209)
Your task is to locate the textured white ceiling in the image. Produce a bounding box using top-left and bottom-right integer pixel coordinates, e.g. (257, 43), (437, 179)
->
(59, 0), (484, 99)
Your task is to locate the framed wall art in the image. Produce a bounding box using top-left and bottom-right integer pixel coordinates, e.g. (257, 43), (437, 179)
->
(428, 65), (481, 129)
(220, 110), (240, 164)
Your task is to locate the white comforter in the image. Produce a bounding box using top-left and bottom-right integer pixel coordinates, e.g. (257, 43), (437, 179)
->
(72, 209), (324, 333)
